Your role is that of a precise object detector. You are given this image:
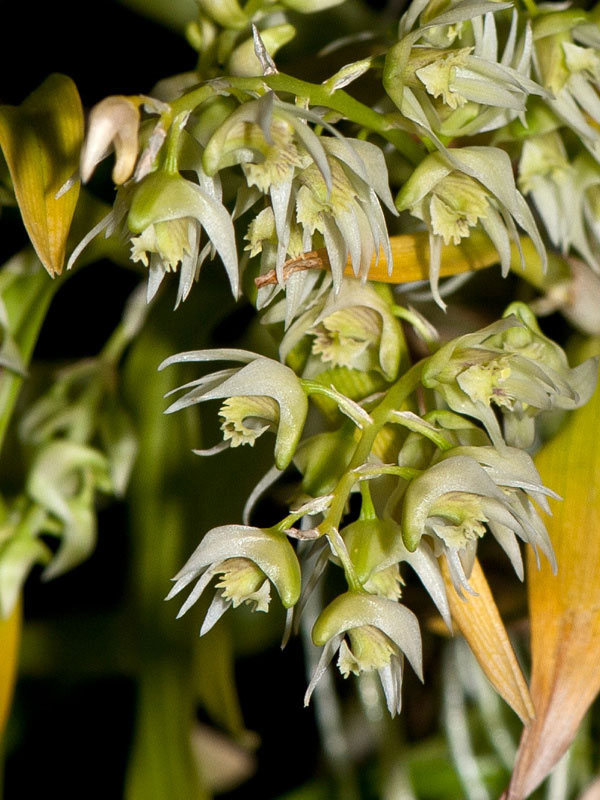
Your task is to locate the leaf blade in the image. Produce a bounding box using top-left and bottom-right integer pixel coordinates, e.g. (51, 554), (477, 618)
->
(505, 342), (600, 799)
(442, 557), (535, 724)
(0, 74), (83, 276)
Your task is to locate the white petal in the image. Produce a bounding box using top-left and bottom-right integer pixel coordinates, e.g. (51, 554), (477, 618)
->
(304, 634), (343, 706)
(200, 592), (232, 635)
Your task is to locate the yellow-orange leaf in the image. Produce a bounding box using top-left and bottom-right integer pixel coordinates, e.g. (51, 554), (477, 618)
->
(0, 74), (83, 276)
(505, 342), (600, 800)
(255, 231), (567, 292)
(442, 557), (535, 725)
(0, 600), (21, 741)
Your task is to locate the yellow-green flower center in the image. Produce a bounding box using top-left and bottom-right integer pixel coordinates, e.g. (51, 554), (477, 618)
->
(130, 218), (195, 270)
(214, 557), (271, 612)
(429, 491), (488, 549)
(219, 395), (280, 447)
(337, 624), (399, 677)
(458, 357), (514, 409)
(416, 48), (473, 110)
(427, 173), (489, 246)
(311, 306), (382, 368)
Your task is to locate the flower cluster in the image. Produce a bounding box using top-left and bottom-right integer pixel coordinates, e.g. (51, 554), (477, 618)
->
(45, 0), (600, 727)
(160, 291), (595, 716)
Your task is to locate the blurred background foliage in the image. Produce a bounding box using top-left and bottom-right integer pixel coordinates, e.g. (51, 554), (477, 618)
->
(1, 1), (599, 798)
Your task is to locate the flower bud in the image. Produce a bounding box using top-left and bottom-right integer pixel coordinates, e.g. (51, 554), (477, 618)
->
(198, 0), (247, 30)
(80, 96), (140, 184)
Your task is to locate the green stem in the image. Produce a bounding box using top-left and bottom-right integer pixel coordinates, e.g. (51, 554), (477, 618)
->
(0, 262), (59, 455)
(301, 380), (372, 429)
(392, 305), (439, 353)
(318, 360), (425, 539)
(521, 0), (539, 17)
(163, 112), (188, 175)
(328, 527), (361, 592)
(171, 73), (424, 165)
(359, 482), (376, 521)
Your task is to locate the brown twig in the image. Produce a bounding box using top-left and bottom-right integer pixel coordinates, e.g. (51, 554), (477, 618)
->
(254, 250), (330, 288)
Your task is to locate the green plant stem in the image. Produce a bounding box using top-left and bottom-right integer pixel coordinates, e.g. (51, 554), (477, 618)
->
(317, 360), (425, 584)
(521, 0), (539, 17)
(170, 73), (425, 164)
(0, 255), (60, 455)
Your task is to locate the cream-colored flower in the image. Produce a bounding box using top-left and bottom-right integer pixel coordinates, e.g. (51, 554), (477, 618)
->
(161, 348), (308, 470)
(166, 524), (301, 635)
(397, 148), (545, 308)
(305, 591), (423, 716)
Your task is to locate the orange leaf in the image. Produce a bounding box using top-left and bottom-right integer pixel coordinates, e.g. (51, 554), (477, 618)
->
(442, 557), (535, 725)
(0, 600), (21, 741)
(504, 342), (600, 799)
(0, 74), (83, 276)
